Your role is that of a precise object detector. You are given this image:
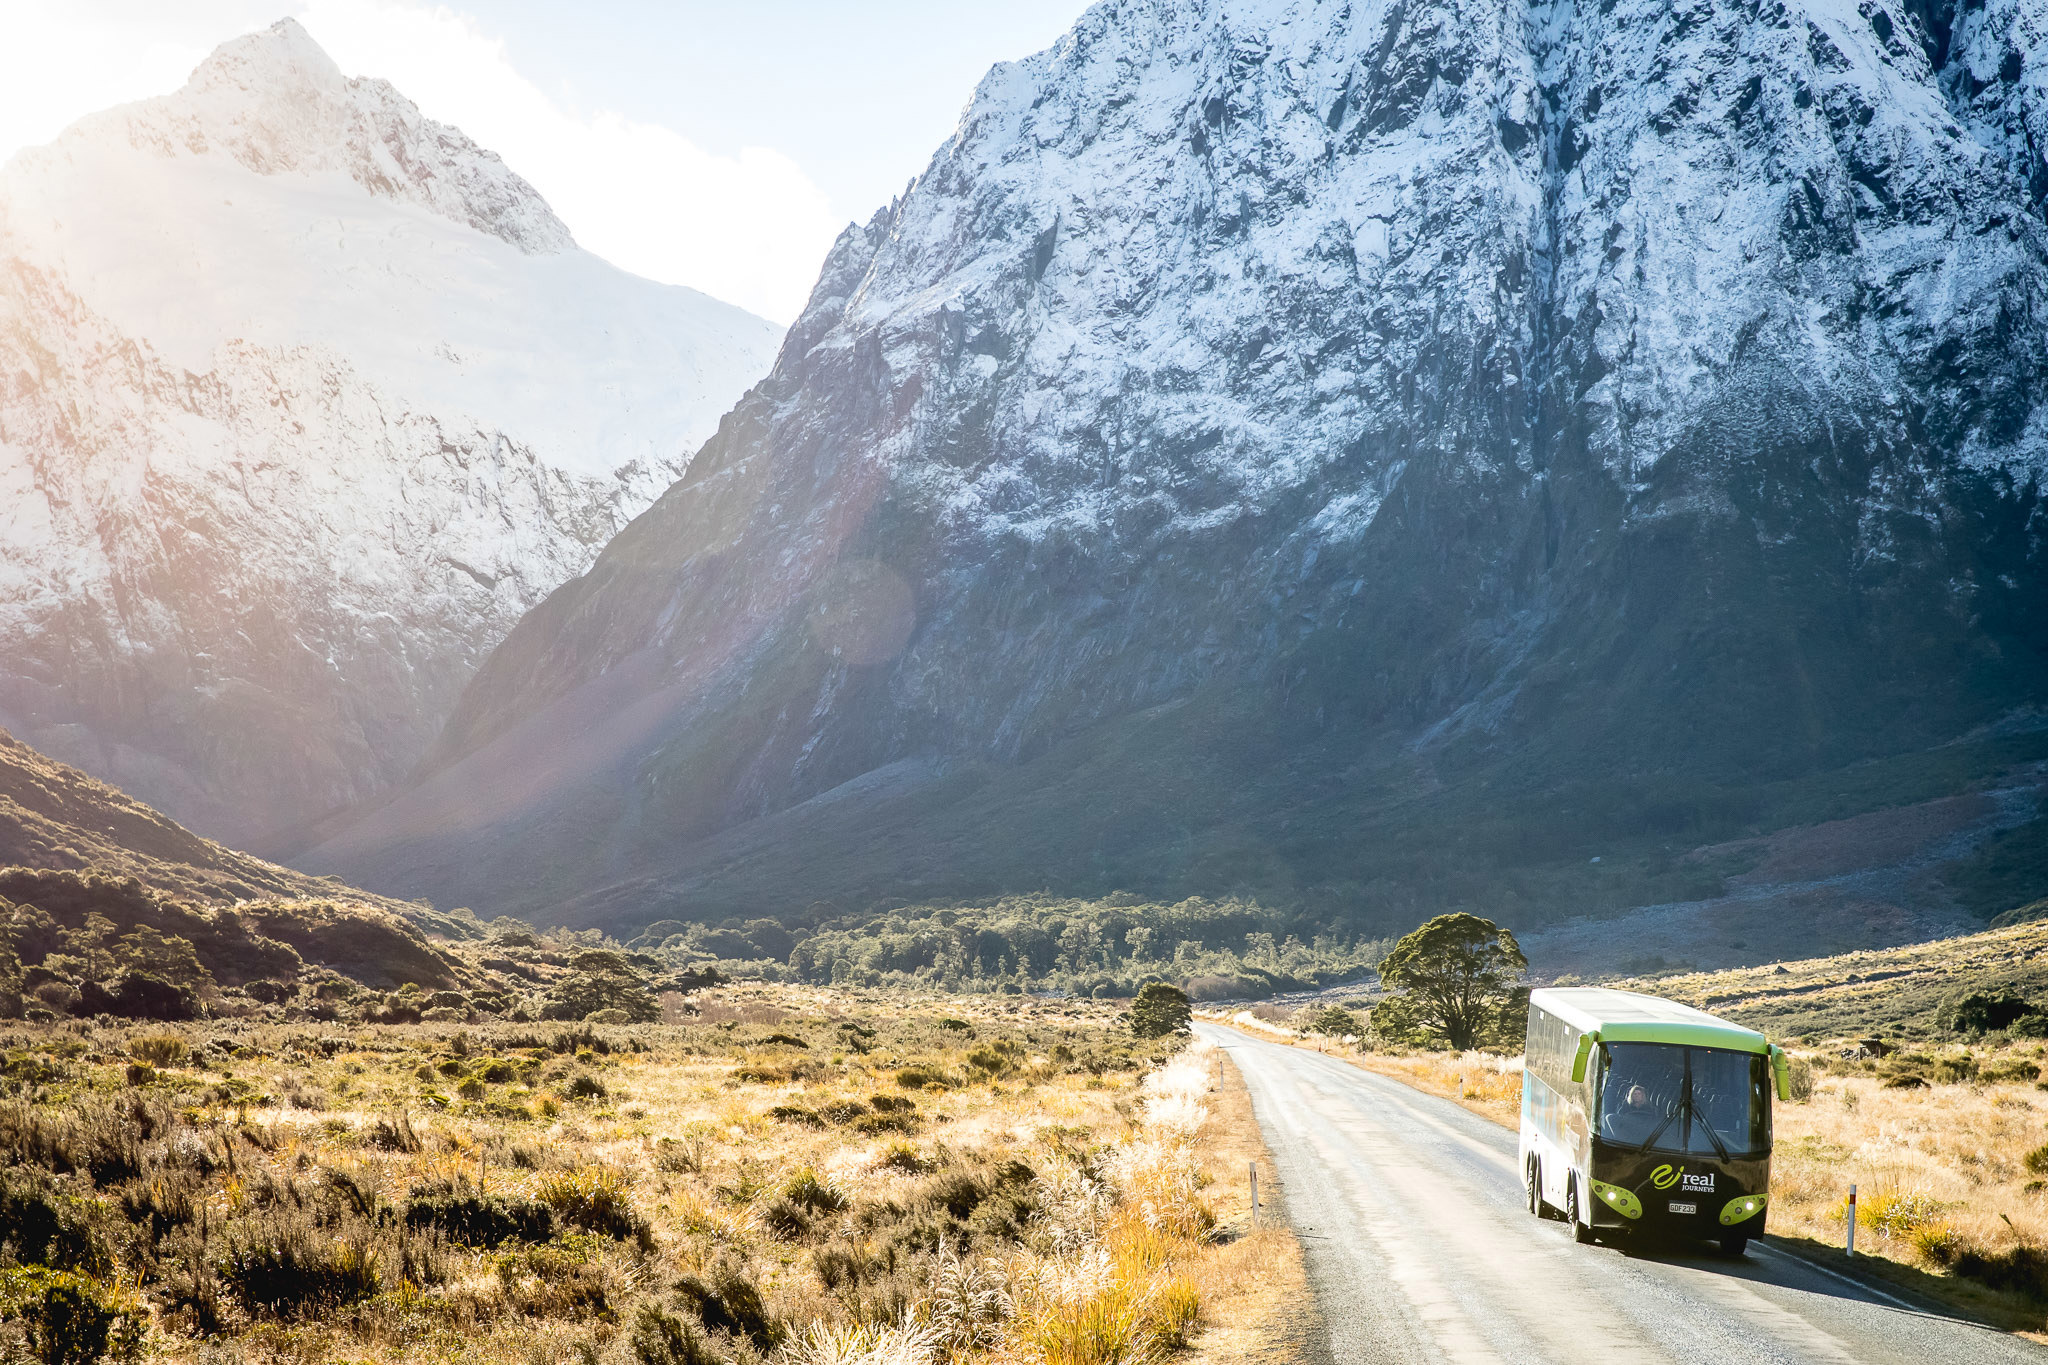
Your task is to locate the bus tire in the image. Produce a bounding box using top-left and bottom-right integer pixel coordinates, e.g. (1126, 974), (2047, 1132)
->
(1567, 1179), (1595, 1244)
(1530, 1158), (1558, 1220)
(1720, 1234), (1749, 1258)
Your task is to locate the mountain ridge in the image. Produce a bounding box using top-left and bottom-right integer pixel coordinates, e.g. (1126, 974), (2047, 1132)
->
(311, 0), (2048, 947)
(46, 17), (574, 254)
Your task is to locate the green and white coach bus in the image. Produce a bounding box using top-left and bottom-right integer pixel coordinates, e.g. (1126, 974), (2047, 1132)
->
(1520, 987), (1791, 1255)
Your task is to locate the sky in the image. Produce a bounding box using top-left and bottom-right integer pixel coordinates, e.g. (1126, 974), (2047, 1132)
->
(0, 1), (1095, 322)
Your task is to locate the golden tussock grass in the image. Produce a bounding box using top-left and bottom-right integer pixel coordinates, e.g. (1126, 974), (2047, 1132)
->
(0, 985), (1318, 1364)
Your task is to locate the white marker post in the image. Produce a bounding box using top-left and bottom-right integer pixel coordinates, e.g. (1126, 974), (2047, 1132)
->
(1846, 1183), (1857, 1257)
(1250, 1161), (1260, 1229)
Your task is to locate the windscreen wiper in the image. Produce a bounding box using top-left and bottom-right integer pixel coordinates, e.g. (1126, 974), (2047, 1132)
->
(1692, 1102), (1732, 1161)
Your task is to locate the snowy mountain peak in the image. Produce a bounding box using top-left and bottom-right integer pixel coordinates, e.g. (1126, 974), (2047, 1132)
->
(61, 17), (572, 254)
(189, 17), (347, 97)
(0, 22), (782, 849)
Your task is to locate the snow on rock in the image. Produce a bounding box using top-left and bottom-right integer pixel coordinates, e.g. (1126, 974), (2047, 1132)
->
(315, 0), (2048, 921)
(0, 21), (783, 849)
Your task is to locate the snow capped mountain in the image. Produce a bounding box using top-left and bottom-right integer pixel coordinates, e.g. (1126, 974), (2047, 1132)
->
(0, 20), (783, 849)
(313, 0), (2048, 930)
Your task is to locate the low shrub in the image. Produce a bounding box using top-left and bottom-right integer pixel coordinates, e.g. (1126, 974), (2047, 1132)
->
(631, 1303), (719, 1365)
(784, 1168), (847, 1215)
(404, 1181), (555, 1247)
(536, 1168), (645, 1242)
(217, 1224), (379, 1318)
(1982, 1057), (2041, 1084)
(672, 1263), (780, 1351)
(365, 1112), (421, 1153)
(1945, 1241), (2048, 1299)
(1931, 1055), (1978, 1086)
(0, 1269), (145, 1365)
(127, 1033), (187, 1068)
(1854, 1188), (1952, 1238)
(0, 1171), (113, 1274)
(1939, 990), (2039, 1036)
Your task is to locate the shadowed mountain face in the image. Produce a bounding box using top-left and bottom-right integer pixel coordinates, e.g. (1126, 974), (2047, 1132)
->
(308, 0), (2048, 935)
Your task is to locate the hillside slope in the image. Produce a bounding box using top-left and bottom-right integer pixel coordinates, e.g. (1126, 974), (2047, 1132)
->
(0, 724), (423, 913)
(1617, 913), (2048, 1039)
(0, 20), (782, 850)
(312, 0), (2048, 939)
(0, 725), (480, 997)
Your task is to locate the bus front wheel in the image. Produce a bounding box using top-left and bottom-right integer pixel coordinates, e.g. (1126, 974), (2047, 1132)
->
(1721, 1234), (1749, 1258)
(1566, 1179), (1595, 1244)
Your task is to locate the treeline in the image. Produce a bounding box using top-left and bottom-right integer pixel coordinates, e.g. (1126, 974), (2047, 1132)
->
(628, 893), (1390, 1000)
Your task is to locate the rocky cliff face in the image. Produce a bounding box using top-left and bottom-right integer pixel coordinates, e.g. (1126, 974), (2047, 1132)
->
(310, 0), (2048, 929)
(0, 21), (782, 849)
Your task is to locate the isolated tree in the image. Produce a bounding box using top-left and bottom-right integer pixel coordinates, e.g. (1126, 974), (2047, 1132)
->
(1129, 982), (1192, 1038)
(1376, 913), (1527, 1051)
(1299, 1004), (1363, 1037)
(541, 969), (658, 1023)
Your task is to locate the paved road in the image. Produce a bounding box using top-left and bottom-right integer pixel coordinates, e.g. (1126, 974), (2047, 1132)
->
(1201, 1023), (2048, 1365)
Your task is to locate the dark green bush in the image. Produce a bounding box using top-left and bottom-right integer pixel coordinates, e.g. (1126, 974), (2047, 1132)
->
(1298, 1004), (1363, 1037)
(672, 1263), (780, 1351)
(1932, 1054), (1979, 1085)
(1939, 990), (2039, 1036)
(0, 1173), (112, 1274)
(403, 1182), (554, 1247)
(631, 1303), (719, 1365)
(217, 1225), (378, 1317)
(893, 1066), (953, 1090)
(21, 1273), (144, 1365)
(74, 973), (197, 1021)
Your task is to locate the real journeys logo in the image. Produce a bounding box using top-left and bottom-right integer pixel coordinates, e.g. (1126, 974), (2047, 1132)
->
(1647, 1164), (1716, 1193)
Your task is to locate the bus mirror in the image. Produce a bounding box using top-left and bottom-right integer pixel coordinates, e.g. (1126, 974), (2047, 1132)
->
(1770, 1045), (1792, 1102)
(1570, 1032), (1597, 1084)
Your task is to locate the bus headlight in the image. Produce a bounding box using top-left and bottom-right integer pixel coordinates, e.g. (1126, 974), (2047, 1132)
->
(1590, 1180), (1641, 1220)
(1718, 1193), (1768, 1226)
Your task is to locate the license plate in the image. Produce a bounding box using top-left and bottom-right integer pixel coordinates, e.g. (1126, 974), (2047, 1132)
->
(1668, 1201), (1697, 1215)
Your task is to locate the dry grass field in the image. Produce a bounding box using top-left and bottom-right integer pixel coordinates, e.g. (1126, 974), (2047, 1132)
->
(0, 985), (1301, 1365)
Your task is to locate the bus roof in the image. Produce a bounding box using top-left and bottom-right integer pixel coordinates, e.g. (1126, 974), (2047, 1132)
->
(1529, 987), (1771, 1054)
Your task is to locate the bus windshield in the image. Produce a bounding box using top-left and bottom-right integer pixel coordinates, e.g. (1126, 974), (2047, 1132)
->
(1597, 1043), (1770, 1158)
